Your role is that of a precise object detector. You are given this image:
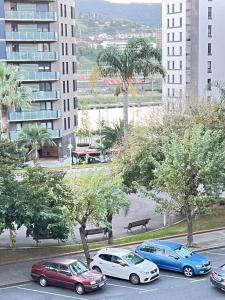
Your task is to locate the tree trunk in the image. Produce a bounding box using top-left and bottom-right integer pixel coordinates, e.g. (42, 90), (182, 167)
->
(79, 225), (91, 265)
(107, 212), (113, 245)
(34, 146), (39, 163)
(186, 209), (193, 247)
(0, 106), (9, 139)
(123, 90), (129, 140)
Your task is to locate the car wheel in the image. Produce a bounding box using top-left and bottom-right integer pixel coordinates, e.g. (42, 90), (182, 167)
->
(183, 266), (194, 277)
(92, 266), (102, 273)
(39, 276), (48, 287)
(75, 283), (85, 295)
(130, 273), (140, 285)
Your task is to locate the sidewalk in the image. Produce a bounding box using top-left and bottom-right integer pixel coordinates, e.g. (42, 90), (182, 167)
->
(1, 229), (225, 288)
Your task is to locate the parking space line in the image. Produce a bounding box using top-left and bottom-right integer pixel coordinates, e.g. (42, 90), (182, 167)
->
(107, 283), (157, 293)
(190, 278), (207, 283)
(204, 251), (225, 256)
(160, 274), (192, 281)
(16, 287), (89, 300)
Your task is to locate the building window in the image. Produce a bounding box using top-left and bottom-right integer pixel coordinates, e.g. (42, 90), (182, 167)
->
(208, 43), (212, 55)
(208, 7), (212, 19)
(67, 99), (70, 111)
(65, 43), (68, 55)
(167, 47), (170, 55)
(167, 19), (170, 28)
(172, 88), (175, 97)
(207, 79), (212, 91)
(74, 115), (78, 127)
(167, 75), (170, 83)
(71, 6), (75, 19)
(66, 62), (69, 74)
(179, 32), (182, 41)
(208, 61), (212, 73)
(180, 60), (182, 70)
(180, 75), (182, 84)
(71, 25), (76, 37)
(167, 33), (170, 42)
(60, 4), (63, 17)
(72, 43), (76, 55)
(72, 61), (76, 74)
(172, 75), (175, 83)
(64, 118), (67, 130)
(61, 43), (64, 56)
(172, 61), (175, 69)
(179, 17), (182, 27)
(63, 99), (66, 112)
(73, 97), (78, 109)
(167, 61), (170, 70)
(180, 3), (182, 12)
(73, 80), (77, 92)
(64, 5), (67, 18)
(62, 62), (65, 75)
(172, 4), (175, 13)
(167, 88), (170, 97)
(208, 25), (212, 37)
(61, 23), (63, 36)
(68, 117), (70, 129)
(63, 81), (66, 94)
(65, 24), (67, 37)
(66, 80), (69, 93)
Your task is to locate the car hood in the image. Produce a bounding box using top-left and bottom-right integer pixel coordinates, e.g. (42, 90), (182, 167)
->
(79, 270), (103, 281)
(184, 252), (209, 265)
(212, 267), (225, 278)
(134, 259), (158, 272)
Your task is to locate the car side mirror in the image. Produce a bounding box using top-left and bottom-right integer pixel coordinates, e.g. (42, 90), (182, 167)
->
(65, 271), (72, 276)
(120, 262), (128, 267)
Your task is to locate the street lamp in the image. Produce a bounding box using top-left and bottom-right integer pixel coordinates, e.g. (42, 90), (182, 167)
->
(67, 142), (73, 169)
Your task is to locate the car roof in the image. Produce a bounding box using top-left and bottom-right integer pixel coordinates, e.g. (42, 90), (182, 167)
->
(142, 240), (182, 250)
(98, 248), (133, 256)
(38, 258), (78, 265)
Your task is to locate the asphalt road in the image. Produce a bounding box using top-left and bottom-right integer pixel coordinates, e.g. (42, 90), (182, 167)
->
(1, 248), (225, 300)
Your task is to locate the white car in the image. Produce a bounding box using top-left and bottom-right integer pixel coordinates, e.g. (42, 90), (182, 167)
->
(90, 248), (159, 285)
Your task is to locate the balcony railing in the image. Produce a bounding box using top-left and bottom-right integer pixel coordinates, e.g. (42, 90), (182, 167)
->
(5, 31), (58, 41)
(8, 110), (60, 122)
(5, 11), (57, 21)
(21, 71), (59, 81)
(9, 129), (63, 140)
(7, 51), (58, 61)
(32, 91), (60, 101)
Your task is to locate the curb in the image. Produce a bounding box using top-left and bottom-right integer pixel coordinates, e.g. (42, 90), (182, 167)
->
(0, 281), (33, 289)
(1, 227), (225, 266)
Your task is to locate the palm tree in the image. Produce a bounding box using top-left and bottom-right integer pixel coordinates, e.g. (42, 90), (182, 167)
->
(101, 119), (124, 150)
(97, 38), (165, 138)
(17, 125), (56, 162)
(0, 64), (31, 138)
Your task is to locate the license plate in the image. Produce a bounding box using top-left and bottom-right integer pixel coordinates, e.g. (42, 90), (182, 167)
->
(99, 282), (105, 287)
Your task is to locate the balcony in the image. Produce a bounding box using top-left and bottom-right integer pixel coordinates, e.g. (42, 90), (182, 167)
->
(21, 71), (59, 81)
(8, 110), (60, 122)
(5, 31), (58, 41)
(32, 91), (60, 101)
(9, 129), (63, 140)
(7, 51), (58, 62)
(5, 11), (57, 22)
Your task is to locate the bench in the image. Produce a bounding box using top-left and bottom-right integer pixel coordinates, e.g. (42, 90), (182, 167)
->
(124, 218), (151, 232)
(84, 227), (108, 241)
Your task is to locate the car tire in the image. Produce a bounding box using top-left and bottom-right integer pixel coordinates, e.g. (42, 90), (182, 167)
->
(129, 273), (140, 285)
(92, 266), (102, 273)
(39, 276), (48, 287)
(75, 283), (85, 295)
(183, 266), (194, 277)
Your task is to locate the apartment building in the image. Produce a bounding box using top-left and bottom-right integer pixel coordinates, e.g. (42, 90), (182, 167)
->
(0, 0), (78, 158)
(162, 0), (225, 112)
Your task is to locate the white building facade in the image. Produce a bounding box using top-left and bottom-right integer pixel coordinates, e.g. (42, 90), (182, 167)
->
(162, 0), (225, 112)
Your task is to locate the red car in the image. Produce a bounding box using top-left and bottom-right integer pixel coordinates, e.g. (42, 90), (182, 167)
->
(31, 258), (107, 295)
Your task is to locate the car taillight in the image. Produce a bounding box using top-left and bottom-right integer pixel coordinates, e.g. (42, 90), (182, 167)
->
(210, 271), (214, 277)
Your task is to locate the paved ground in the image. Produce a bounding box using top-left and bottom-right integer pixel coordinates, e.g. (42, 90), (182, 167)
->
(0, 192), (179, 247)
(1, 248), (225, 300)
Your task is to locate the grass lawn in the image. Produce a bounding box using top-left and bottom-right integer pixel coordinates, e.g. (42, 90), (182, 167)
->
(1, 208), (225, 264)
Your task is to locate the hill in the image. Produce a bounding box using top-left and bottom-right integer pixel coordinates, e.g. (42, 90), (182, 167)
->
(76, 0), (162, 27)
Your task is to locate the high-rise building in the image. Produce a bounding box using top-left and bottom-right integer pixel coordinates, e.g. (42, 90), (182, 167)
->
(0, 0), (78, 158)
(162, 0), (225, 112)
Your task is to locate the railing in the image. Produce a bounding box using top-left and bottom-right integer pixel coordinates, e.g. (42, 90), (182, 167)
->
(32, 91), (60, 101)
(8, 110), (60, 121)
(21, 71), (59, 81)
(9, 129), (63, 140)
(7, 51), (58, 61)
(5, 31), (58, 41)
(5, 11), (57, 21)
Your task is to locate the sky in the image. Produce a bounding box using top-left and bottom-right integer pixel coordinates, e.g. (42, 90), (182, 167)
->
(108, 0), (161, 3)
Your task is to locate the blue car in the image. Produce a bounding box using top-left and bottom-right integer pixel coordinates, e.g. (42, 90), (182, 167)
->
(135, 240), (211, 277)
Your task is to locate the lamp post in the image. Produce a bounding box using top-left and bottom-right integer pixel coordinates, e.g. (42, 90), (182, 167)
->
(67, 140), (73, 169)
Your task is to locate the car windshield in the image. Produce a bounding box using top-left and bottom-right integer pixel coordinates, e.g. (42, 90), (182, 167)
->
(70, 261), (88, 275)
(175, 246), (193, 258)
(122, 252), (144, 265)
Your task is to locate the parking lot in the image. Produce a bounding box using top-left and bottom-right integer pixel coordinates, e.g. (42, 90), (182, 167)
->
(1, 248), (225, 300)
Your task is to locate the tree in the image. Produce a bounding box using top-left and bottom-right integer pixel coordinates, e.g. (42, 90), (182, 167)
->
(17, 125), (56, 162)
(153, 124), (225, 247)
(97, 38), (165, 138)
(101, 119), (124, 150)
(17, 166), (72, 244)
(0, 64), (31, 137)
(64, 170), (128, 263)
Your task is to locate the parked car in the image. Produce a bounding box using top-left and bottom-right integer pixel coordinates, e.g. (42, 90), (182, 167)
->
(135, 240), (211, 277)
(31, 258), (107, 295)
(210, 265), (225, 291)
(90, 248), (159, 285)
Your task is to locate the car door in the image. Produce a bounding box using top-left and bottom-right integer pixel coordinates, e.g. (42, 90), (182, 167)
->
(43, 262), (59, 285)
(110, 255), (130, 280)
(56, 264), (75, 289)
(163, 249), (182, 271)
(138, 246), (163, 267)
(98, 254), (113, 276)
